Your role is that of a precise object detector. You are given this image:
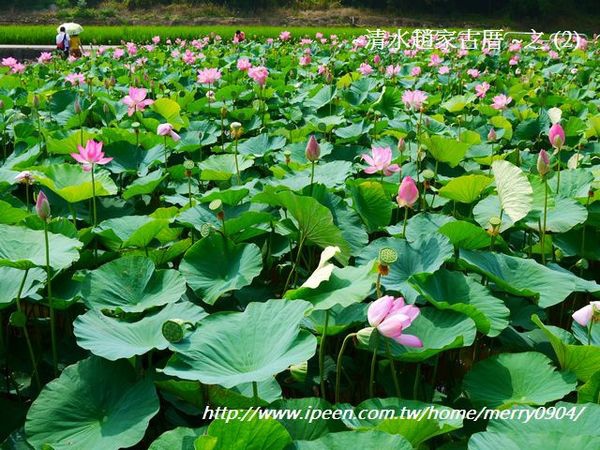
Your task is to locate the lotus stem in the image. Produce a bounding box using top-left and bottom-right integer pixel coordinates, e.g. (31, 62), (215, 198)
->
(413, 363), (421, 400)
(163, 136), (168, 170)
(319, 310), (329, 399)
(43, 220), (58, 377)
(234, 136), (241, 185)
(15, 269), (41, 390)
(283, 233), (305, 293)
(309, 161), (316, 196)
(252, 381), (259, 406)
(335, 332), (355, 403)
(402, 207), (409, 238)
(541, 178), (549, 265)
(369, 331), (379, 398)
(91, 165), (97, 227)
(386, 339), (401, 398)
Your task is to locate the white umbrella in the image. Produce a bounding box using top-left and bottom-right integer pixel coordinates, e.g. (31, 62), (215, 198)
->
(57, 23), (84, 36)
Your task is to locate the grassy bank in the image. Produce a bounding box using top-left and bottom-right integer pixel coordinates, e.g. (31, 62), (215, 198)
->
(0, 25), (368, 45)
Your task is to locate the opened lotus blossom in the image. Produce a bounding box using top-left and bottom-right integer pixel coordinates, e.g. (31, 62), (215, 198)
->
(71, 140), (112, 172)
(491, 94), (512, 110)
(402, 89), (428, 110)
(122, 87), (154, 116)
(362, 146), (400, 176)
(65, 73), (85, 86)
(197, 67), (222, 85)
(368, 295), (422, 347)
(248, 66), (269, 86)
(157, 123), (181, 141)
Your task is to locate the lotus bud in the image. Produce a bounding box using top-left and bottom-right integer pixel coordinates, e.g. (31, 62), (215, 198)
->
(36, 190), (51, 221)
(356, 326), (374, 344)
(555, 249), (563, 261)
(548, 123), (565, 150)
(396, 176), (419, 208)
(161, 319), (190, 343)
(487, 216), (501, 236)
(74, 98), (82, 114)
(284, 150), (291, 165)
(575, 258), (589, 270)
(220, 105), (227, 118)
(305, 135), (320, 162)
(487, 128), (497, 141)
(537, 149), (550, 176)
(32, 95), (40, 109)
(397, 138), (406, 153)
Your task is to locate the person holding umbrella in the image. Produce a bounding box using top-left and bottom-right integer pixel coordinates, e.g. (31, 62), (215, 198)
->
(57, 23), (84, 58)
(55, 26), (70, 58)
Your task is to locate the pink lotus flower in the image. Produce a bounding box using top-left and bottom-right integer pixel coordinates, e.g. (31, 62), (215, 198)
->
(537, 149), (550, 176)
(548, 123), (565, 149)
(386, 64), (401, 77)
(157, 123), (181, 141)
(368, 296), (422, 347)
(71, 140), (112, 172)
(373, 54), (381, 65)
(429, 53), (442, 67)
(475, 82), (490, 98)
(126, 42), (137, 55)
(38, 52), (52, 64)
(36, 191), (51, 221)
(411, 66), (422, 77)
(11, 63), (25, 74)
(438, 66), (450, 75)
(248, 66), (269, 86)
(509, 55), (520, 66)
(1, 57), (17, 67)
(299, 55), (311, 66)
(491, 94), (512, 110)
(280, 31), (291, 41)
(237, 58), (252, 71)
(15, 171), (34, 185)
(65, 73), (85, 86)
(572, 301), (600, 327)
(397, 176), (419, 208)
(467, 68), (480, 78)
(122, 87), (154, 116)
(113, 48), (124, 59)
(358, 63), (373, 76)
(362, 147), (400, 176)
(197, 67), (222, 85)
(182, 50), (196, 64)
(152, 35), (160, 44)
(402, 90), (428, 111)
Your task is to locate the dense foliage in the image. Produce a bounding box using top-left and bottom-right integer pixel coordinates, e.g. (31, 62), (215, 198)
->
(0, 29), (599, 449)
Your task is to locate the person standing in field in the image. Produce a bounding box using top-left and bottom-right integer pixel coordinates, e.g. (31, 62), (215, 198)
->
(56, 26), (70, 58)
(70, 34), (82, 58)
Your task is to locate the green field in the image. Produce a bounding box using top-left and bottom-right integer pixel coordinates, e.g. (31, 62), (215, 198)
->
(0, 25), (369, 45)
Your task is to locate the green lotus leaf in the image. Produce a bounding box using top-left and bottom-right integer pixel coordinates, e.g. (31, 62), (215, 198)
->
(148, 427), (204, 450)
(95, 215), (170, 249)
(284, 263), (376, 311)
(164, 299), (316, 388)
(180, 234), (262, 305)
(198, 154), (254, 181)
(438, 220), (494, 250)
(81, 255), (186, 312)
(356, 235), (453, 302)
(439, 174), (493, 204)
(0, 267), (46, 308)
(492, 160), (533, 223)
(347, 398), (463, 447)
(25, 357), (159, 450)
(0, 224), (82, 270)
(532, 314), (600, 382)
(34, 164), (117, 203)
(74, 302), (207, 360)
(525, 196), (588, 233)
(350, 180), (393, 232)
(122, 169), (168, 200)
(193, 416), (292, 450)
(294, 430), (412, 450)
(424, 135), (470, 168)
(411, 269), (510, 336)
(269, 397), (343, 441)
(463, 352), (577, 409)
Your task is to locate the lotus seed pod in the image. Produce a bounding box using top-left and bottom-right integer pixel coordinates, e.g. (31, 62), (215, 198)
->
(356, 327), (375, 344)
(183, 160), (195, 170)
(379, 247), (398, 265)
(200, 223), (212, 237)
(161, 319), (186, 343)
(576, 259), (589, 270)
(289, 361), (308, 383)
(422, 169), (435, 180)
(555, 249), (563, 261)
(209, 199), (222, 211)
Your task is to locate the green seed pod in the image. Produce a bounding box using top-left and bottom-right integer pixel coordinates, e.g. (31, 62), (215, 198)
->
(379, 247), (398, 265)
(9, 311), (27, 328)
(200, 223), (212, 238)
(161, 319), (187, 343)
(183, 160), (195, 170)
(289, 361), (308, 383)
(209, 199), (222, 211)
(422, 169), (435, 180)
(576, 259), (589, 270)
(489, 216), (502, 227)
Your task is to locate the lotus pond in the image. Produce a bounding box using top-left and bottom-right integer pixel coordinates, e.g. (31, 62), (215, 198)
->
(0, 31), (599, 449)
